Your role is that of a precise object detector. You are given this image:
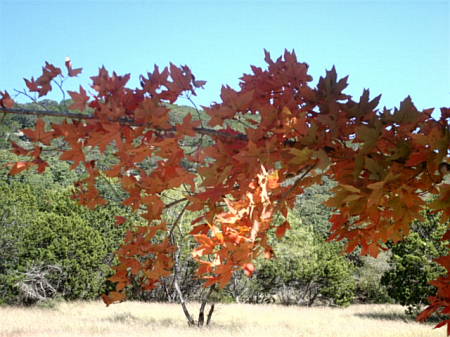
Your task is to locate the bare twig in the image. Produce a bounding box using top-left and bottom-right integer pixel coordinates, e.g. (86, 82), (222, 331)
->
(273, 164), (316, 215)
(168, 201), (190, 240)
(184, 93), (205, 128)
(13, 90), (49, 111)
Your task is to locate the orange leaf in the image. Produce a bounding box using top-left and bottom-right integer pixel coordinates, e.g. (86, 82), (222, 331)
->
(22, 118), (53, 146)
(68, 86), (89, 111)
(243, 263), (255, 277)
(59, 142), (85, 170)
(0, 90), (14, 108)
(6, 161), (33, 175)
(102, 291), (125, 307)
(276, 221), (291, 240)
(9, 141), (30, 156)
(175, 114), (200, 137)
(65, 56), (82, 77)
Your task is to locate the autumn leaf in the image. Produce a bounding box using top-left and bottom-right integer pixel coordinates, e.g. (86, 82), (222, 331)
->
(44, 62), (62, 77)
(243, 263), (255, 277)
(287, 147), (313, 165)
(102, 291), (125, 306)
(9, 141), (30, 156)
(193, 79), (207, 88)
(59, 142), (85, 170)
(68, 86), (89, 111)
(23, 77), (36, 92)
(0, 90), (14, 108)
(275, 221), (291, 240)
(6, 161), (34, 175)
(21, 118), (53, 146)
(65, 56), (82, 77)
(175, 114), (200, 137)
(354, 124), (380, 153)
(32, 156), (49, 174)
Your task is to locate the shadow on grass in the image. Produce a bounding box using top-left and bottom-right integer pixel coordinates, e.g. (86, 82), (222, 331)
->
(354, 312), (442, 325)
(105, 312), (173, 325)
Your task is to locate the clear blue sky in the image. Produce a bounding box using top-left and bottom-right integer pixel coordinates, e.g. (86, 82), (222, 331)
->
(1, 0), (449, 117)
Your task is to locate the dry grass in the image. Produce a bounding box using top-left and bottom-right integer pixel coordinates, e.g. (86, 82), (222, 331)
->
(0, 301), (444, 337)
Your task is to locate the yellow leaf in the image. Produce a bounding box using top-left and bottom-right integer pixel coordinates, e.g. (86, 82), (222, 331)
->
(340, 184), (361, 193)
(288, 147), (313, 165)
(367, 181), (384, 190)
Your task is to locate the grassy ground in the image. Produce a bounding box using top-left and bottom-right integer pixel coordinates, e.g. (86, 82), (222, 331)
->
(0, 300), (444, 337)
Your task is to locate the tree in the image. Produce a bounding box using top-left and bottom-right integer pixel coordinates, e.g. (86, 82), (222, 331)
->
(0, 180), (131, 304)
(381, 209), (449, 315)
(0, 51), (449, 332)
(253, 223), (355, 307)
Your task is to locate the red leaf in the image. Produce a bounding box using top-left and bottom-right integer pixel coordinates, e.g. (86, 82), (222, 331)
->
(0, 91), (14, 108)
(21, 118), (53, 146)
(193, 80), (207, 88)
(59, 142), (85, 170)
(175, 114), (200, 137)
(9, 141), (30, 156)
(44, 62), (61, 77)
(24, 77), (38, 92)
(68, 86), (89, 111)
(243, 263), (255, 277)
(65, 56), (82, 77)
(102, 291), (125, 307)
(32, 156), (49, 174)
(6, 161), (33, 175)
(275, 221), (291, 239)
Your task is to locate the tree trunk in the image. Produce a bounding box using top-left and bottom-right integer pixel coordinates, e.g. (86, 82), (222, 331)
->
(206, 303), (215, 326)
(198, 286), (214, 327)
(173, 247), (195, 326)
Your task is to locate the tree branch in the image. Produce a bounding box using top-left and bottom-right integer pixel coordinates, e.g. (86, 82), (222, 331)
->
(273, 164), (316, 215)
(0, 107), (249, 141)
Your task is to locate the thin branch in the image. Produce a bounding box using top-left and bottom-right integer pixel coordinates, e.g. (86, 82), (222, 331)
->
(51, 78), (66, 104)
(273, 164), (316, 215)
(13, 90), (49, 111)
(98, 173), (124, 204)
(184, 92), (205, 128)
(165, 197), (188, 208)
(0, 107), (249, 141)
(168, 201), (190, 240)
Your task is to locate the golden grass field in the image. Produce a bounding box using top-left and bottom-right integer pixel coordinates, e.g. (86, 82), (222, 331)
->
(0, 300), (445, 337)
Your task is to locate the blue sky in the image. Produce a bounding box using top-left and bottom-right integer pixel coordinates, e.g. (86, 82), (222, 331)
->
(0, 0), (448, 117)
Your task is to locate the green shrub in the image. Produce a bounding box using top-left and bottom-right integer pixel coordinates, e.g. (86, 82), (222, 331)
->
(0, 180), (129, 304)
(381, 210), (448, 315)
(252, 224), (355, 307)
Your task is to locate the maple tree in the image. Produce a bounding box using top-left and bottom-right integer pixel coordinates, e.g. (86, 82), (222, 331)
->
(1, 51), (449, 331)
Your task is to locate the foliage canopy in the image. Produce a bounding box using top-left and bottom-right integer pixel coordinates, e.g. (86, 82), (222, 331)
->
(1, 51), (449, 333)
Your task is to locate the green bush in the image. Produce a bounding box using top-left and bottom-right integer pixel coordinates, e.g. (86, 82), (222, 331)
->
(381, 210), (449, 315)
(353, 252), (394, 304)
(252, 223), (356, 307)
(0, 180), (129, 304)
(20, 212), (109, 300)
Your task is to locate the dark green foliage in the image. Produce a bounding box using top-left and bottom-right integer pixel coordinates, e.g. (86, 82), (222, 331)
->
(381, 210), (448, 314)
(251, 224), (356, 307)
(293, 178), (335, 238)
(0, 180), (129, 304)
(20, 212), (108, 300)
